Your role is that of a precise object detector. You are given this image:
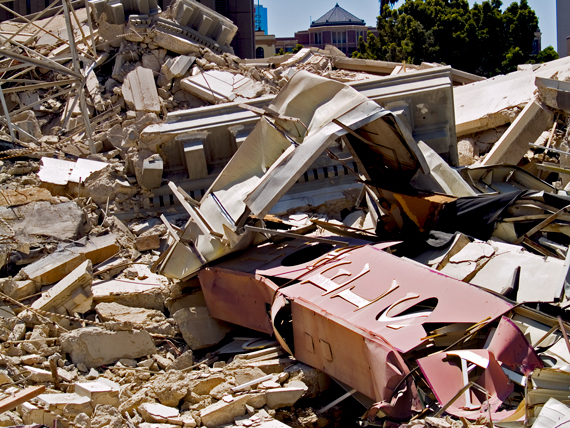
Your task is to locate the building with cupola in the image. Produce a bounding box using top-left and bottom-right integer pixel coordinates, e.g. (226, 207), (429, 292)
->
(275, 3), (378, 56)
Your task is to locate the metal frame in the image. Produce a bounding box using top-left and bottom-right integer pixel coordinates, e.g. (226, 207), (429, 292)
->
(0, 0), (100, 153)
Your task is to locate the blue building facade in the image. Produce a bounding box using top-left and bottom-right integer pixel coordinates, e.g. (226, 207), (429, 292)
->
(254, 4), (268, 35)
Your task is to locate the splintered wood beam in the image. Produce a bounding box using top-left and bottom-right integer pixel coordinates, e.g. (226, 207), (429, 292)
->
(0, 385), (45, 413)
(515, 205), (570, 245)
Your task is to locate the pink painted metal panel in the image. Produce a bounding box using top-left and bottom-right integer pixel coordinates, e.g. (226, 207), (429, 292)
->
(289, 298), (421, 418)
(279, 244), (514, 353)
(199, 268), (278, 335)
(417, 350), (514, 420)
(488, 316), (543, 376)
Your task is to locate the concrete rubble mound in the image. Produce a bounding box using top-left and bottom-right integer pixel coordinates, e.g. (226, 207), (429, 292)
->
(2, 1), (570, 428)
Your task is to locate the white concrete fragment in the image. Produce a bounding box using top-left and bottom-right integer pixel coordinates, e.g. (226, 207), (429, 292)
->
(74, 380), (120, 407)
(123, 67), (161, 113)
(139, 402), (179, 423)
(162, 55), (195, 81)
(265, 386), (307, 409)
(200, 394), (253, 428)
(180, 70), (263, 103)
(31, 260), (93, 315)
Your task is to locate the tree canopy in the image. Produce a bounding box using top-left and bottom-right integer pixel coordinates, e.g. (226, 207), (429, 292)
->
(354, 0), (555, 77)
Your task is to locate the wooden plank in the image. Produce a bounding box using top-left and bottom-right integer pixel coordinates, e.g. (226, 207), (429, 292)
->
(515, 205), (570, 245)
(522, 237), (560, 259)
(0, 385), (45, 413)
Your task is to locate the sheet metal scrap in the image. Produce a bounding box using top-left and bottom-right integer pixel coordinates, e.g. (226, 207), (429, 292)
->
(198, 240), (515, 420)
(156, 70), (436, 280)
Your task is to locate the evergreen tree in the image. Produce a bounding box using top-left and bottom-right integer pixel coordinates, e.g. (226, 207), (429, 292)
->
(355, 0), (541, 77)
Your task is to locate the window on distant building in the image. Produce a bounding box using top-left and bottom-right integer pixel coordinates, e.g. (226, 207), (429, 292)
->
(314, 32), (322, 45)
(333, 31), (346, 44)
(356, 30), (365, 41)
(256, 47), (265, 58)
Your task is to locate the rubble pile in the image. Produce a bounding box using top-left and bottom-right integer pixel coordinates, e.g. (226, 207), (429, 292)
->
(4, 0), (570, 427)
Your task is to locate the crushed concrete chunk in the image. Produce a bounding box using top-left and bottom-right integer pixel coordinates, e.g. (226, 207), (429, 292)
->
(173, 306), (231, 350)
(61, 327), (157, 368)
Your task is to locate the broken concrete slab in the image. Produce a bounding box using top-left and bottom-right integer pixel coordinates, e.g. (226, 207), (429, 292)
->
(0, 201), (86, 243)
(38, 157), (109, 187)
(95, 302), (177, 336)
(74, 380), (121, 407)
(0, 188), (57, 208)
(60, 327), (158, 368)
(199, 394), (258, 428)
(265, 386), (307, 409)
(153, 28), (201, 55)
(92, 278), (170, 311)
(173, 306), (231, 350)
(140, 154), (163, 189)
(17, 234), (119, 285)
(481, 99), (553, 166)
(180, 70), (265, 103)
(122, 66), (161, 113)
(454, 56), (570, 136)
(139, 402), (179, 423)
(31, 259), (93, 316)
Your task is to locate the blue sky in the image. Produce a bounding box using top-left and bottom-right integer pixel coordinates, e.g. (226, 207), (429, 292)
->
(260, 0), (557, 51)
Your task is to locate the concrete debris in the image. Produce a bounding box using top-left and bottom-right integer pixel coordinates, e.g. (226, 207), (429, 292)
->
(3, 2), (570, 428)
(60, 326), (158, 368)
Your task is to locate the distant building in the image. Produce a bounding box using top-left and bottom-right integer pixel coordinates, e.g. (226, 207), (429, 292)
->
(254, 3), (268, 34)
(255, 30), (276, 58)
(557, 0), (570, 57)
(275, 3), (378, 56)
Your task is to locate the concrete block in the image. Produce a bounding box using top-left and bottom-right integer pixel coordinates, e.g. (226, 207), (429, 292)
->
(105, 1), (126, 25)
(173, 307), (230, 350)
(183, 141), (208, 180)
(31, 260), (93, 316)
(19, 402), (46, 425)
(36, 393), (93, 420)
(24, 366), (52, 383)
(153, 29), (201, 55)
(141, 154), (163, 189)
(3, 279), (39, 301)
(123, 67), (161, 113)
(135, 233), (161, 251)
(142, 54), (161, 73)
(61, 327), (158, 368)
(74, 380), (121, 407)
